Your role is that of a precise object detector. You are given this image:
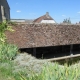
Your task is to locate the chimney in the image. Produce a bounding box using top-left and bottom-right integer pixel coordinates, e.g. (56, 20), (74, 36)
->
(46, 12), (49, 16)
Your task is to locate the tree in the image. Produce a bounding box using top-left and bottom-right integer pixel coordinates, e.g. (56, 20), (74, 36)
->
(63, 18), (71, 24)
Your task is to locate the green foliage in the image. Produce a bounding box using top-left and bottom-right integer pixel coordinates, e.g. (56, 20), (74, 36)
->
(0, 22), (7, 42)
(0, 43), (18, 61)
(0, 59), (80, 80)
(0, 21), (18, 61)
(63, 18), (71, 24)
(0, 61), (15, 80)
(0, 21), (14, 43)
(19, 63), (80, 80)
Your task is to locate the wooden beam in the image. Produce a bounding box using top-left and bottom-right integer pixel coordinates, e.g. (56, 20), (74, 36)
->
(70, 44), (73, 55)
(46, 54), (80, 62)
(62, 46), (64, 52)
(33, 48), (36, 57)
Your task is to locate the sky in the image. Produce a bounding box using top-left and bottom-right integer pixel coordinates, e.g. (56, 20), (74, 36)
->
(7, 0), (80, 23)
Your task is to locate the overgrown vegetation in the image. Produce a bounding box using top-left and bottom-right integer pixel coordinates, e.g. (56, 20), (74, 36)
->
(0, 21), (18, 61)
(0, 21), (80, 80)
(0, 43), (18, 61)
(1, 61), (80, 80)
(0, 21), (14, 43)
(19, 63), (80, 80)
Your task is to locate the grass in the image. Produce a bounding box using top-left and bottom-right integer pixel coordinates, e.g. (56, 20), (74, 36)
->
(18, 63), (80, 80)
(0, 58), (80, 80)
(0, 61), (15, 80)
(0, 70), (15, 80)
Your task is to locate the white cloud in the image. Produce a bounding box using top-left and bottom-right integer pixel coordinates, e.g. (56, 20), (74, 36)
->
(62, 15), (66, 17)
(16, 10), (21, 13)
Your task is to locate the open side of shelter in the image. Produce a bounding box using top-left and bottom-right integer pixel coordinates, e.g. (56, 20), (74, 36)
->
(19, 44), (80, 59)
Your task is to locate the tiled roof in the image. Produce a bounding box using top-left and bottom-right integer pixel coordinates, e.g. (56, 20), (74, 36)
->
(33, 12), (55, 23)
(5, 24), (80, 48)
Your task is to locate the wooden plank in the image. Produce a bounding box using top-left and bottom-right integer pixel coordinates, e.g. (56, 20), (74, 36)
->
(46, 54), (80, 61)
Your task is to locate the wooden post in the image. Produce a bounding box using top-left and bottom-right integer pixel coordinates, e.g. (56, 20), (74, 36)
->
(70, 44), (73, 55)
(33, 48), (36, 57)
(62, 46), (64, 52)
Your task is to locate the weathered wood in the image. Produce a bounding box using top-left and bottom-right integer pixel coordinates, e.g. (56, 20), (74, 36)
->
(70, 44), (73, 55)
(46, 54), (80, 61)
(33, 48), (36, 57)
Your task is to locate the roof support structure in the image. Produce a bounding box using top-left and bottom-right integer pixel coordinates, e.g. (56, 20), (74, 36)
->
(70, 44), (73, 55)
(33, 48), (36, 57)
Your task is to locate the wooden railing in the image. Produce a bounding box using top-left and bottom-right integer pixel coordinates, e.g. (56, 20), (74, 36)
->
(45, 54), (80, 62)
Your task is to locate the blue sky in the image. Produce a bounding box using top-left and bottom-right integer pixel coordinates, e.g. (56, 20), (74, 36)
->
(7, 0), (80, 23)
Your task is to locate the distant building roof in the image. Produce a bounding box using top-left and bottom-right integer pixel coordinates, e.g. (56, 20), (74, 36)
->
(33, 12), (56, 23)
(10, 19), (26, 22)
(11, 19), (34, 23)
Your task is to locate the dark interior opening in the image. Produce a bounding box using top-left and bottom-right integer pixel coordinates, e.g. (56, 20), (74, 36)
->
(19, 44), (80, 59)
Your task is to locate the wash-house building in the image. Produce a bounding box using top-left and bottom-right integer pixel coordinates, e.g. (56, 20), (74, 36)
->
(5, 24), (80, 59)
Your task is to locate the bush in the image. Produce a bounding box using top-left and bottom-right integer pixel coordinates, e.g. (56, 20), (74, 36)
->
(0, 21), (14, 43)
(0, 43), (18, 61)
(0, 21), (18, 62)
(19, 63), (80, 80)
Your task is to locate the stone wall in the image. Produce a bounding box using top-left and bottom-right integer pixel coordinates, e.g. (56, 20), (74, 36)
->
(0, 0), (10, 22)
(0, 6), (2, 21)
